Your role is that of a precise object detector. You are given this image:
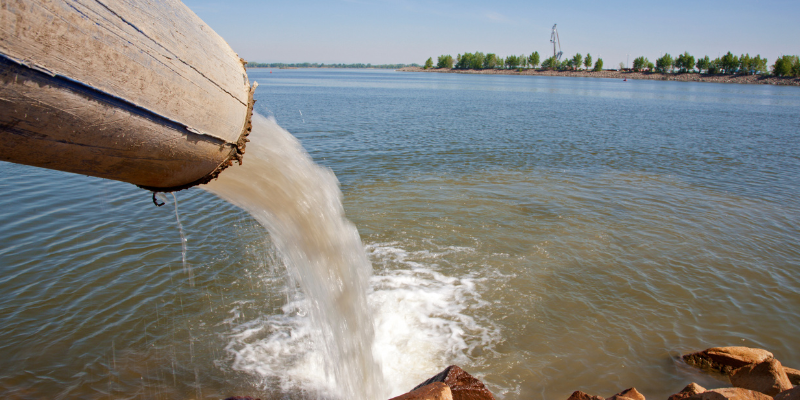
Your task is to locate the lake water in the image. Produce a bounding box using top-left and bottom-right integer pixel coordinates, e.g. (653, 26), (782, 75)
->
(1, 69), (799, 400)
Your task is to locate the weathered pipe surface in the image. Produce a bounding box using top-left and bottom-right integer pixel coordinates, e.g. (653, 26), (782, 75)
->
(0, 0), (254, 191)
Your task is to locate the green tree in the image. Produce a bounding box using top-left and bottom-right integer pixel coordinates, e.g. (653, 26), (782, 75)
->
(675, 52), (695, 73)
(505, 55), (520, 69)
(584, 53), (592, 70)
(542, 56), (557, 70)
(674, 53), (684, 72)
(719, 51), (738, 74)
(739, 54), (768, 74)
(753, 55), (768, 74)
(655, 53), (674, 73)
(708, 58), (721, 74)
(473, 52), (485, 69)
(437, 55), (454, 69)
(456, 52), (482, 69)
(484, 53), (498, 69)
(632, 56), (649, 72)
(696, 56), (710, 73)
(572, 53), (583, 70)
(529, 51), (541, 69)
(772, 55), (800, 77)
(424, 57), (433, 69)
(593, 58), (603, 71)
(739, 53), (752, 74)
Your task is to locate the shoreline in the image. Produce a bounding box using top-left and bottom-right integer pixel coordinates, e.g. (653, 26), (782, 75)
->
(397, 66), (800, 86)
(377, 347), (799, 400)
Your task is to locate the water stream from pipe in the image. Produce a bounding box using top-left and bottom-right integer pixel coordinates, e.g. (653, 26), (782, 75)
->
(203, 113), (385, 400)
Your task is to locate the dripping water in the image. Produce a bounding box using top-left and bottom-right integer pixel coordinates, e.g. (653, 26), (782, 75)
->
(156, 192), (193, 285)
(171, 193), (192, 285)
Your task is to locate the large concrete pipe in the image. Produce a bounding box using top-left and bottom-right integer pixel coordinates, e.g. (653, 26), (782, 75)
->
(0, 0), (254, 191)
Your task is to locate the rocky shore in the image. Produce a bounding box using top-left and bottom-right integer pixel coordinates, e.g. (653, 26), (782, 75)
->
(563, 346), (800, 400)
(225, 346), (799, 400)
(397, 67), (800, 86)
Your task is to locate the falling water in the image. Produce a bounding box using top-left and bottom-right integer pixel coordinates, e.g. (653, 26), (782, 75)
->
(156, 192), (194, 285)
(203, 113), (385, 400)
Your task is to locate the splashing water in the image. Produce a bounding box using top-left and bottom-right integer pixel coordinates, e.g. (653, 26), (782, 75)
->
(204, 113), (385, 399)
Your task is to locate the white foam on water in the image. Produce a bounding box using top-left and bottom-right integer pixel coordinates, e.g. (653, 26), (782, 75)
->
(223, 296), (339, 396)
(221, 241), (501, 398)
(367, 243), (501, 397)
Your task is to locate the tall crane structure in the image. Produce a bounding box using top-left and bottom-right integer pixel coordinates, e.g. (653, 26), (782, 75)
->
(550, 24), (563, 61)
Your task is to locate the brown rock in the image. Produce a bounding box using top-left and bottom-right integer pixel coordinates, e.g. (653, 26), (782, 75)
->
(390, 382), (453, 400)
(730, 359), (793, 396)
(785, 367), (800, 385)
(607, 388), (645, 400)
(775, 386), (800, 400)
(566, 390), (605, 400)
(686, 387), (773, 400)
(413, 365), (496, 400)
(683, 347), (774, 375)
(669, 383), (707, 400)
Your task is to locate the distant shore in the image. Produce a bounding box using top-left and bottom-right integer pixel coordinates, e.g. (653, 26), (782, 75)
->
(397, 66), (800, 86)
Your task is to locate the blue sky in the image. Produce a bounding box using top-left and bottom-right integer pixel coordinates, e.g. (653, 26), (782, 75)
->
(183, 0), (800, 68)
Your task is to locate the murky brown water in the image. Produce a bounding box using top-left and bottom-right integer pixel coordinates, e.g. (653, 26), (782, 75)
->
(1, 69), (799, 399)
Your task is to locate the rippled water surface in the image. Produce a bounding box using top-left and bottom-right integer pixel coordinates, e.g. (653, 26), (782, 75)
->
(1, 69), (799, 400)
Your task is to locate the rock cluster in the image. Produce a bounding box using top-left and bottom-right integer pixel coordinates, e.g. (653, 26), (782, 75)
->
(390, 382), (453, 400)
(390, 365), (496, 400)
(683, 347), (775, 375)
(668, 383), (707, 400)
(564, 347), (798, 400)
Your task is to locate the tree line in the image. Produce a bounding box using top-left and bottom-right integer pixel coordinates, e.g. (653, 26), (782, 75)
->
(426, 51), (800, 77)
(245, 62), (419, 69)
(629, 52), (771, 74)
(426, 51), (603, 71)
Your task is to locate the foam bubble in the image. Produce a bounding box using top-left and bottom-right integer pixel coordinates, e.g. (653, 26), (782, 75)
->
(223, 295), (338, 397)
(367, 243), (500, 396)
(222, 241), (501, 398)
